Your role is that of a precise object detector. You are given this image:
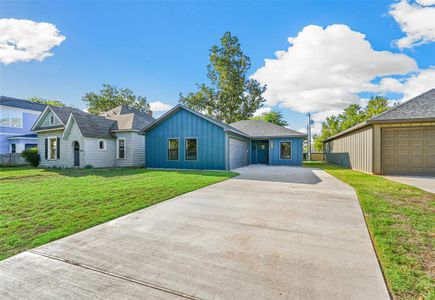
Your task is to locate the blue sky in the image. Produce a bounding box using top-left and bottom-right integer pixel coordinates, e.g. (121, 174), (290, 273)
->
(1, 0), (434, 132)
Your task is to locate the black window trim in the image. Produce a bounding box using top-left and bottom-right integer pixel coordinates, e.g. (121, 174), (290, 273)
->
(279, 141), (292, 160)
(117, 138), (126, 159)
(185, 137), (198, 161)
(167, 138), (179, 161)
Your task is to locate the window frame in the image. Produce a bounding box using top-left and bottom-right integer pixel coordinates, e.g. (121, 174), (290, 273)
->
(279, 141), (292, 160)
(50, 115), (55, 125)
(10, 144), (16, 153)
(0, 110), (23, 128)
(98, 139), (107, 151)
(117, 138), (126, 159)
(167, 138), (180, 161)
(48, 136), (58, 160)
(185, 137), (198, 161)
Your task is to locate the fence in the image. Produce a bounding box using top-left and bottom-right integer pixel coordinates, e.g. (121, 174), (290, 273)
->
(303, 152), (325, 161)
(0, 153), (28, 166)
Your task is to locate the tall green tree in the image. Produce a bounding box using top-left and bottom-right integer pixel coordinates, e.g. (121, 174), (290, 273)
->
(251, 111), (288, 126)
(28, 97), (64, 107)
(180, 32), (266, 123)
(313, 96), (391, 151)
(83, 84), (150, 115)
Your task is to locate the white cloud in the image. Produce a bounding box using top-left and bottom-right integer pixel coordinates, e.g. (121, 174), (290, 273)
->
(0, 18), (65, 64)
(149, 101), (172, 112)
(253, 106), (272, 116)
(251, 24), (417, 114)
(400, 67), (435, 100)
(389, 0), (435, 49)
(416, 0), (435, 5)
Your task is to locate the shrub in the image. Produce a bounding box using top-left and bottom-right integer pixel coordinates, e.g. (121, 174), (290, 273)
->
(85, 164), (93, 169)
(21, 148), (40, 167)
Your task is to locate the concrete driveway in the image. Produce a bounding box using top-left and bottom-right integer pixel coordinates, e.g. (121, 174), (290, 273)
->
(0, 166), (389, 300)
(384, 175), (435, 193)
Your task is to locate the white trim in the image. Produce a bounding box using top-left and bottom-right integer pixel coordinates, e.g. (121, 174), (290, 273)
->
(98, 139), (107, 151)
(167, 138), (180, 161)
(6, 137), (37, 140)
(279, 141), (292, 160)
(33, 127), (64, 133)
(184, 137), (198, 161)
(48, 136), (58, 160)
(31, 106), (65, 131)
(62, 114), (83, 139)
(116, 138), (126, 159)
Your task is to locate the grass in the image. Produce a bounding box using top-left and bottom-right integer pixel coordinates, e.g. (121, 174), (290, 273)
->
(304, 161), (434, 300)
(0, 167), (236, 261)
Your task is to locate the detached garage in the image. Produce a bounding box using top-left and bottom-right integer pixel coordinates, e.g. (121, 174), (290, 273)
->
(324, 89), (435, 175)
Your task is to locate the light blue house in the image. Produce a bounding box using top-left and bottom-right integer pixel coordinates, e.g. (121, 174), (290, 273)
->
(0, 96), (45, 154)
(141, 105), (306, 170)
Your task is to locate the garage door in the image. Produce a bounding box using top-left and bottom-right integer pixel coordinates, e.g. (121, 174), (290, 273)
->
(229, 138), (248, 170)
(382, 127), (435, 175)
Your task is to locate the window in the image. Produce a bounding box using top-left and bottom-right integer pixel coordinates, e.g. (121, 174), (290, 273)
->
(50, 115), (54, 125)
(168, 139), (179, 160)
(11, 144), (16, 153)
(117, 139), (125, 159)
(49, 137), (57, 160)
(185, 138), (197, 160)
(280, 142), (292, 160)
(0, 110), (22, 128)
(98, 139), (106, 150)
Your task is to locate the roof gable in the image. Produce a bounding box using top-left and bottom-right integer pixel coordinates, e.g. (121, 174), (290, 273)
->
(140, 104), (248, 137)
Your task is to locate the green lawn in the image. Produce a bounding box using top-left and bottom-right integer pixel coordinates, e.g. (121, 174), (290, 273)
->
(0, 167), (236, 261)
(304, 161), (434, 300)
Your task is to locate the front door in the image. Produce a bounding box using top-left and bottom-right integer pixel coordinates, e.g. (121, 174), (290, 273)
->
(73, 142), (80, 166)
(257, 142), (269, 164)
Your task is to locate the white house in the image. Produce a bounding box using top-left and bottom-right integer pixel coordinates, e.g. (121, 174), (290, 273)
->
(32, 105), (154, 168)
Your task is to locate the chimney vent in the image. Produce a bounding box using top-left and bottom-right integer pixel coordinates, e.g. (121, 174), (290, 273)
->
(147, 110), (153, 117)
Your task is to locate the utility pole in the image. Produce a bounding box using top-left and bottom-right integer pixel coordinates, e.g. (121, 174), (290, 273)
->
(307, 112), (312, 161)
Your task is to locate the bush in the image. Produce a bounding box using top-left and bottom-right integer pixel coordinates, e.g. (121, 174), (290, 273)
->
(21, 148), (40, 167)
(84, 164), (93, 169)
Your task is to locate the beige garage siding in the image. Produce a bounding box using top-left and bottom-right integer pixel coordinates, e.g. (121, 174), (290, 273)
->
(325, 126), (373, 173)
(382, 127), (435, 175)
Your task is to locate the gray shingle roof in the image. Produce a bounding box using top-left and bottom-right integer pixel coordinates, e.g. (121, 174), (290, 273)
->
(371, 88), (435, 122)
(0, 96), (46, 111)
(34, 105), (154, 138)
(229, 120), (307, 138)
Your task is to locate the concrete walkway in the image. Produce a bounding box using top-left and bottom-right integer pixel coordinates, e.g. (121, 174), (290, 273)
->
(0, 166), (389, 300)
(384, 175), (435, 193)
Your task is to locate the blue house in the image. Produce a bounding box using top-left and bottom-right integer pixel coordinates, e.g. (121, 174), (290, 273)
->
(0, 96), (45, 154)
(141, 105), (306, 170)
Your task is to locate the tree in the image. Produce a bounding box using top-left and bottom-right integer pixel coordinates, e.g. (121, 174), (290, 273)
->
(180, 32), (266, 123)
(28, 97), (64, 107)
(82, 84), (150, 115)
(313, 96), (391, 151)
(251, 111), (288, 126)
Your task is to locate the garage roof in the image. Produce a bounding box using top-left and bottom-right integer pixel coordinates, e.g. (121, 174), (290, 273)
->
(324, 88), (435, 143)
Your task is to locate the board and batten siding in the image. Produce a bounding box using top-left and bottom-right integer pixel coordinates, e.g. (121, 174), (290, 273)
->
(38, 121), (85, 168)
(269, 138), (304, 166)
(325, 126), (373, 173)
(145, 109), (226, 170)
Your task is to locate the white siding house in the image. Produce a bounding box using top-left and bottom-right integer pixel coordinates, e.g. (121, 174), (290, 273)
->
(32, 105), (153, 168)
